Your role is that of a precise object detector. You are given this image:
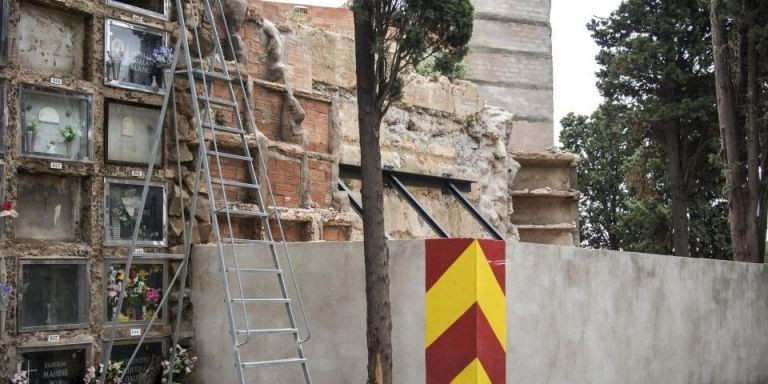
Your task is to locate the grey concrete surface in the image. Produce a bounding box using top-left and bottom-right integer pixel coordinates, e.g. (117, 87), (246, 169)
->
(191, 240), (425, 384)
(507, 242), (768, 384)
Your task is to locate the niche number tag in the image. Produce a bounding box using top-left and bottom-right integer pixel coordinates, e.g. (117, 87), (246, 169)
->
(131, 169), (144, 177)
(132, 15), (144, 23)
(130, 329), (141, 337)
(135, 248), (145, 255)
(50, 162), (63, 170)
(50, 77), (63, 86)
(47, 335), (60, 342)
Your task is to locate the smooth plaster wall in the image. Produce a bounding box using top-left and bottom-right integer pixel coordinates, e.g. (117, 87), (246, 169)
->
(192, 241), (768, 383)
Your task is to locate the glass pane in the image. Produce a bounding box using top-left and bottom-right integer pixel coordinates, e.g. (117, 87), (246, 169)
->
(105, 20), (168, 93)
(20, 347), (87, 384)
(15, 174), (82, 241)
(20, 85), (92, 161)
(0, 0), (9, 67)
(107, 0), (166, 17)
(110, 342), (164, 384)
(19, 263), (88, 330)
(105, 180), (166, 245)
(106, 261), (165, 324)
(106, 102), (162, 165)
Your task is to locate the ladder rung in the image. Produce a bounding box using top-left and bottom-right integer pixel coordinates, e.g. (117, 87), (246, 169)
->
(202, 122), (245, 135)
(211, 178), (260, 189)
(231, 298), (290, 304)
(236, 328), (297, 335)
(133, 253), (184, 259)
(225, 238), (277, 245)
(241, 358), (306, 368)
(176, 69), (232, 82)
(199, 96), (237, 107)
(216, 208), (270, 218)
(207, 150), (252, 161)
(226, 267), (282, 273)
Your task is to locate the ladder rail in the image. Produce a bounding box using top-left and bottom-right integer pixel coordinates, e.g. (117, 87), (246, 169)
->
(206, 0), (314, 347)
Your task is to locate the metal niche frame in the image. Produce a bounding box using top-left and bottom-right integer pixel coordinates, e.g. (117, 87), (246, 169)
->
(104, 19), (169, 94)
(17, 258), (90, 332)
(103, 258), (169, 327)
(0, 0), (9, 67)
(104, 177), (168, 247)
(19, 84), (94, 163)
(105, 0), (170, 21)
(17, 342), (92, 381)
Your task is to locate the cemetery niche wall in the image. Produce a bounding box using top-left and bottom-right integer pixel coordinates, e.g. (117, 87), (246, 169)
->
(106, 101), (163, 166)
(105, 260), (167, 325)
(18, 345), (88, 384)
(18, 260), (89, 332)
(15, 173), (84, 242)
(104, 178), (167, 246)
(20, 85), (92, 162)
(104, 19), (168, 94)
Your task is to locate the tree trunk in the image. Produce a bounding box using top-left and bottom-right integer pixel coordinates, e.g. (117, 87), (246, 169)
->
(664, 129), (690, 257)
(709, 0), (762, 262)
(353, 2), (393, 383)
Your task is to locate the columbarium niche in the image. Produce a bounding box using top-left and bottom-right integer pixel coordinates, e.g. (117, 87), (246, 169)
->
(0, 0), (8, 66)
(15, 173), (84, 241)
(109, 340), (165, 384)
(105, 260), (167, 325)
(106, 101), (163, 166)
(104, 179), (167, 246)
(104, 19), (168, 94)
(20, 85), (92, 162)
(106, 0), (169, 20)
(18, 345), (88, 383)
(18, 3), (86, 78)
(18, 260), (89, 331)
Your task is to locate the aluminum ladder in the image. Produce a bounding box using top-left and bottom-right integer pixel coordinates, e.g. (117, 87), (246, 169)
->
(101, 0), (313, 383)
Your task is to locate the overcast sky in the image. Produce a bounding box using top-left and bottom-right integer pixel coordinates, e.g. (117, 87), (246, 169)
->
(266, 0), (625, 138)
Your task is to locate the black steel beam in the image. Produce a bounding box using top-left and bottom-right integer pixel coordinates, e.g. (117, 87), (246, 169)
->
(337, 180), (363, 217)
(446, 182), (504, 240)
(386, 173), (450, 238)
(339, 163), (473, 192)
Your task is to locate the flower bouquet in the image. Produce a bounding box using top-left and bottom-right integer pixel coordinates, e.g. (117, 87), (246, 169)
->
(0, 201), (17, 218)
(107, 264), (163, 322)
(161, 345), (197, 384)
(10, 371), (28, 384)
(151, 46), (174, 91)
(60, 124), (79, 158)
(84, 361), (124, 384)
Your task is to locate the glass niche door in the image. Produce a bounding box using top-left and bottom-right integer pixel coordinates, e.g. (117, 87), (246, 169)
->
(19, 85), (92, 161)
(104, 178), (167, 246)
(106, 0), (169, 20)
(104, 19), (169, 94)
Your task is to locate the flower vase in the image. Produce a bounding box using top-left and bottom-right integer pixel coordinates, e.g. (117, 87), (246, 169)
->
(111, 60), (121, 82)
(24, 132), (36, 153)
(111, 215), (121, 240)
(151, 76), (158, 91)
(66, 141), (73, 159)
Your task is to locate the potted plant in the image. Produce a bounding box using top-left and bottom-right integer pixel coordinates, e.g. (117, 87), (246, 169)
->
(23, 117), (39, 153)
(160, 345), (197, 383)
(151, 46), (174, 91)
(60, 124), (78, 158)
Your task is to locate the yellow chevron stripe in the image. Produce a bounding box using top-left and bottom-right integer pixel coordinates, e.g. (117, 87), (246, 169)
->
(450, 358), (493, 384)
(475, 244), (507, 351)
(425, 241), (478, 348)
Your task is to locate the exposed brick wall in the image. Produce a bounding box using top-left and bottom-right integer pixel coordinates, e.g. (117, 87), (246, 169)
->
(267, 156), (302, 208)
(302, 99), (331, 153)
(270, 220), (310, 241)
(308, 159), (332, 207)
(322, 226), (350, 241)
(252, 84), (283, 141)
(249, 0), (354, 36)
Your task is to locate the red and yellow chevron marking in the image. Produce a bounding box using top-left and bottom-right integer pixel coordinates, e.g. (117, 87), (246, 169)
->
(426, 239), (506, 384)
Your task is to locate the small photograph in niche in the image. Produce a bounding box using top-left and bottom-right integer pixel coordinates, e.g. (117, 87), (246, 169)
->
(18, 260), (89, 332)
(105, 179), (167, 246)
(109, 340), (165, 384)
(20, 85), (92, 161)
(19, 345), (87, 384)
(106, 101), (163, 166)
(104, 19), (170, 94)
(105, 260), (166, 325)
(106, 0), (168, 20)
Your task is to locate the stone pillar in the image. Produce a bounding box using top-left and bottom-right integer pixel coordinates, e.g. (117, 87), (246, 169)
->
(465, 0), (554, 151)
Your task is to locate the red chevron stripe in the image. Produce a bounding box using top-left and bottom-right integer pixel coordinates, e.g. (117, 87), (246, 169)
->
(477, 239), (506, 294)
(426, 238), (475, 291)
(426, 303), (479, 384)
(476, 303), (506, 384)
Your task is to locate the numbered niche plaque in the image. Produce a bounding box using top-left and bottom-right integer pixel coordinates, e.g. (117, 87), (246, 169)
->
(18, 260), (89, 332)
(104, 179), (167, 246)
(106, 0), (169, 20)
(105, 260), (167, 325)
(104, 19), (169, 94)
(20, 85), (92, 161)
(109, 340), (165, 384)
(106, 101), (163, 166)
(18, 345), (88, 384)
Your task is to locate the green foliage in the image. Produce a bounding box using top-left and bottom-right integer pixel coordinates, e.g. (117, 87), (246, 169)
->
(415, 51), (467, 80)
(563, 0), (731, 258)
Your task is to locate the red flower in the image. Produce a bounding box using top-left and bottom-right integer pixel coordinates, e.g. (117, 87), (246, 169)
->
(1, 201), (10, 211)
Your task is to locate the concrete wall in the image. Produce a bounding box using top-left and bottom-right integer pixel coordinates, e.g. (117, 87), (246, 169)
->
(192, 241), (768, 383)
(467, 0), (554, 151)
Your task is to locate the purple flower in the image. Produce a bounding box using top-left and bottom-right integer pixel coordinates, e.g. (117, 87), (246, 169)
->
(0, 282), (12, 297)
